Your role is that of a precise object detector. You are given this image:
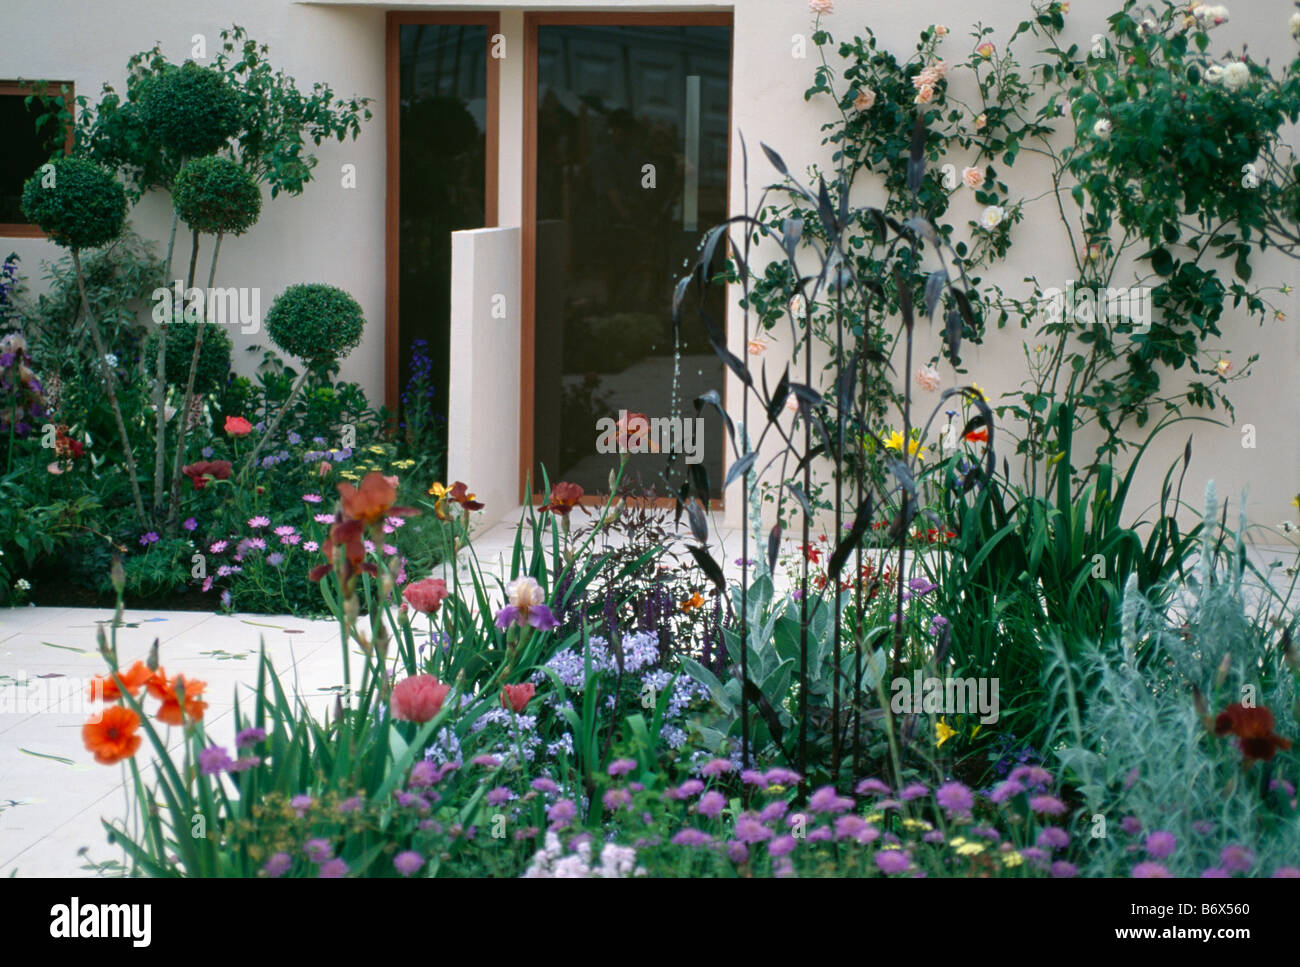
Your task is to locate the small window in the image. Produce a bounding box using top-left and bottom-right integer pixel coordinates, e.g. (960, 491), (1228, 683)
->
(0, 81), (74, 237)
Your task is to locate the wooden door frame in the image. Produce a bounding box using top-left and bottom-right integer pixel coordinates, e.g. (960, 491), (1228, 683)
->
(385, 11), (500, 416)
(521, 11), (734, 507)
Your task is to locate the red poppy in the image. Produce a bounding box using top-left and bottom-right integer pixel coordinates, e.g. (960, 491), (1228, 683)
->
(1215, 702), (1292, 764)
(963, 428), (989, 443)
(87, 660), (152, 704)
(181, 460), (232, 491)
(146, 671), (208, 726)
(224, 415), (253, 436)
(541, 481), (584, 516)
(83, 705), (142, 765)
(500, 683), (536, 714)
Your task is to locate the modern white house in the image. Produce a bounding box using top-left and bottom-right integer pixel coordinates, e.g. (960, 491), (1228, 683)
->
(3, 0), (1297, 535)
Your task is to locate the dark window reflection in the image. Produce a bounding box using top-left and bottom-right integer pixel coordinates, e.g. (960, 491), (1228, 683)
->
(534, 25), (730, 499)
(0, 90), (66, 225)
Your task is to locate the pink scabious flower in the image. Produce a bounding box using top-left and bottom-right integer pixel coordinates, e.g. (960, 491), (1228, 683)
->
(874, 849), (911, 874)
(764, 767), (802, 788)
(1008, 765), (1052, 788)
(899, 782), (929, 801)
(1121, 815), (1143, 836)
(671, 829), (714, 848)
(1219, 845), (1255, 873)
(547, 798), (577, 829)
(697, 790), (726, 818)
(390, 674), (451, 724)
(935, 781), (974, 815)
(701, 758), (733, 778)
(990, 779), (1025, 803)
(1272, 867), (1300, 878)
(494, 576), (559, 631)
(603, 788), (632, 811)
(302, 494), (323, 503)
(1037, 826), (1070, 850)
(834, 815), (879, 844)
(472, 754), (501, 768)
(733, 812), (774, 844)
(856, 777), (890, 796)
(318, 858), (349, 878)
(1201, 867), (1230, 878)
(1144, 830), (1176, 859)
(1051, 861), (1078, 878)
(402, 577), (449, 615)
(671, 779), (705, 800)
(1131, 861), (1171, 878)
(393, 851), (424, 876)
(808, 785), (854, 814)
(608, 758), (637, 777)
(263, 852), (292, 877)
(248, 516), (270, 529)
(1028, 794), (1066, 816)
(769, 834), (797, 857)
(760, 801), (789, 825)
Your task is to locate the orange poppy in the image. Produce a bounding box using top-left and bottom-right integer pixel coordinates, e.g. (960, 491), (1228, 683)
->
(338, 472), (420, 527)
(964, 428), (989, 443)
(87, 660), (152, 703)
(150, 672), (209, 726)
(82, 705), (142, 765)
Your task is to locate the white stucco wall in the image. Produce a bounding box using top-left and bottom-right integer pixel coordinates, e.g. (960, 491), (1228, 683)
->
(4, 0), (1298, 541)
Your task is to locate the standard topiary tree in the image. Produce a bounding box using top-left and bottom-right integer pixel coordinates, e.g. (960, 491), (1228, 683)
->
(137, 61), (244, 160)
(245, 284), (366, 471)
(143, 321), (232, 394)
(20, 158), (147, 524)
(164, 155), (263, 534)
(264, 283), (365, 369)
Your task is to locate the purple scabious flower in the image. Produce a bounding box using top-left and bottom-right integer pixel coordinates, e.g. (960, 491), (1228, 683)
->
(1051, 861), (1078, 878)
(408, 760), (438, 789)
(338, 796), (363, 814)
(970, 825), (1000, 842)
(471, 754), (500, 768)
(855, 777), (890, 796)
(700, 758), (733, 778)
(1131, 861), (1171, 878)
(726, 841), (749, 864)
(759, 801), (788, 825)
(1028, 794), (1066, 816)
(318, 858), (349, 878)
(898, 782), (929, 801)
(182, 517), (197, 532)
(807, 826), (833, 843)
(697, 790), (726, 819)
(989, 779), (1025, 804)
(547, 799), (577, 830)
(487, 786), (515, 807)
(1121, 815), (1143, 836)
(607, 758), (637, 777)
(834, 815), (879, 844)
(263, 852), (292, 877)
(235, 727), (266, 749)
(1192, 819), (1215, 835)
(1201, 867), (1231, 878)
(304, 838), (333, 863)
(922, 830), (945, 844)
(764, 767), (801, 788)
(139, 531), (160, 546)
(733, 812), (773, 844)
(671, 829), (714, 848)
(228, 755), (260, 772)
(935, 781), (974, 815)
(602, 788), (632, 811)
(531, 777), (559, 795)
(1219, 845), (1254, 873)
(671, 779), (705, 800)
(1271, 867), (1300, 878)
(1037, 826), (1070, 850)
(769, 834), (798, 857)
(874, 849), (911, 874)
(1144, 830), (1176, 859)
(291, 794), (314, 816)
(1018, 847), (1049, 868)
(908, 577), (938, 595)
(198, 745), (233, 776)
(808, 785), (854, 814)
(393, 851), (424, 876)
(740, 769), (766, 786)
(1009, 765), (1053, 788)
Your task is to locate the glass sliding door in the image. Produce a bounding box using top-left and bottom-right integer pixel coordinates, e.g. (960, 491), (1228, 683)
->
(394, 17), (494, 469)
(529, 20), (731, 499)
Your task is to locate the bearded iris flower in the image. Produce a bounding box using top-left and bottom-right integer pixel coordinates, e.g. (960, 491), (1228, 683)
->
(494, 576), (559, 631)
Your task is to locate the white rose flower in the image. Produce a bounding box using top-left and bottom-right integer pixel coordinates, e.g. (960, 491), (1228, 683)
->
(979, 205), (1006, 230)
(1222, 61), (1249, 92)
(1205, 64), (1225, 84)
(1093, 118), (1112, 139)
(1291, 11), (1300, 40)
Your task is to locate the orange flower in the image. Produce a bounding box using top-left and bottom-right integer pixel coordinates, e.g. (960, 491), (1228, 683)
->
(681, 592), (706, 612)
(83, 705), (142, 765)
(964, 427), (989, 443)
(149, 672), (208, 726)
(88, 660), (152, 704)
(339, 472), (419, 527)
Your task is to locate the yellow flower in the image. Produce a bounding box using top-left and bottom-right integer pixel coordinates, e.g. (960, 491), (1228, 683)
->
(340, 471), (360, 482)
(428, 481), (448, 498)
(955, 841), (985, 856)
(948, 836), (968, 849)
(864, 812), (884, 823)
(367, 445), (387, 455)
(1002, 850), (1024, 868)
(392, 459), (415, 470)
(902, 818), (933, 831)
(935, 717), (957, 747)
(969, 382), (988, 402)
(883, 429), (924, 462)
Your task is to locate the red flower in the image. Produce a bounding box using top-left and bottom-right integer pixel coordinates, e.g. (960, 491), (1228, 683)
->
(87, 660), (152, 704)
(500, 683), (536, 714)
(83, 705), (142, 765)
(541, 481), (584, 516)
(402, 577), (449, 615)
(1215, 703), (1292, 765)
(224, 415), (253, 437)
(182, 460), (232, 491)
(147, 671), (208, 726)
(963, 428), (989, 443)
(391, 674), (451, 723)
